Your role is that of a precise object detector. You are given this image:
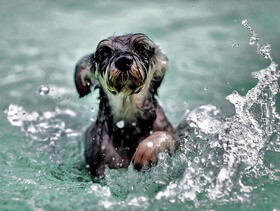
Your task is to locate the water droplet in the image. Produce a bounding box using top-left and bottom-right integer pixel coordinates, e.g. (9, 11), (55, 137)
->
(259, 44), (272, 59)
(116, 120), (124, 128)
(189, 122), (197, 128)
(249, 36), (258, 45)
(43, 111), (53, 119)
(170, 199), (176, 203)
(231, 43), (239, 48)
(241, 19), (248, 26)
(204, 87), (208, 91)
(39, 85), (50, 95)
(147, 142), (154, 148)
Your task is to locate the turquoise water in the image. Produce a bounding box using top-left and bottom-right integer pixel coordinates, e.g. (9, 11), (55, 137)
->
(1, 0), (280, 210)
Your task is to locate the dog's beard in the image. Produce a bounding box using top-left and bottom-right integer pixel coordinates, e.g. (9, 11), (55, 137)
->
(105, 64), (147, 94)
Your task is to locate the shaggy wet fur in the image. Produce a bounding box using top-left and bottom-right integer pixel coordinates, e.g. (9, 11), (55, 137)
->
(75, 33), (175, 177)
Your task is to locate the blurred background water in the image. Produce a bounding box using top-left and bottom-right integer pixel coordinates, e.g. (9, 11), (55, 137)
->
(1, 0), (280, 210)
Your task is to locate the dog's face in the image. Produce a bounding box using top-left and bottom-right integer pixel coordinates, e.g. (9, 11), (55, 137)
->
(94, 33), (155, 95)
(75, 33), (168, 98)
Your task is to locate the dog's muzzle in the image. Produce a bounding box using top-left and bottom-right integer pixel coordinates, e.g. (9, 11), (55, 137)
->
(106, 54), (147, 94)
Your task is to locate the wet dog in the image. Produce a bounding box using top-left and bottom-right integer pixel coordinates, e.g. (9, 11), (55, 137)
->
(75, 33), (176, 177)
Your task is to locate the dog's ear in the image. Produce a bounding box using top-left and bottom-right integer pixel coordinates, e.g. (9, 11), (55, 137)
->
(149, 46), (168, 95)
(74, 53), (98, 98)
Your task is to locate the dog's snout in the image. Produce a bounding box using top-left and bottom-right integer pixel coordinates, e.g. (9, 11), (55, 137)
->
(115, 56), (133, 71)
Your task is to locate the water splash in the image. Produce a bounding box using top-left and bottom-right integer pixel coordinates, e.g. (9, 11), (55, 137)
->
(242, 19), (273, 61)
(102, 20), (280, 209)
(162, 20), (279, 205)
(4, 104), (79, 141)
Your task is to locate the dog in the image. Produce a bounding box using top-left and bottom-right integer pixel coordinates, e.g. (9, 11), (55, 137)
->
(75, 33), (176, 177)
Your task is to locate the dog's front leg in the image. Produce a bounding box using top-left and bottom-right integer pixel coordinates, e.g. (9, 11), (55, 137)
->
(132, 131), (175, 170)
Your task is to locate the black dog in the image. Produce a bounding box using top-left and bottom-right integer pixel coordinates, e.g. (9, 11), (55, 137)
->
(75, 33), (176, 177)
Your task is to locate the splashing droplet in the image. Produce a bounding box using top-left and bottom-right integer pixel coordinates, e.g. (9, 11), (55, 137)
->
(249, 36), (258, 45)
(259, 44), (272, 59)
(231, 43), (239, 48)
(116, 120), (124, 128)
(39, 85), (50, 96)
(242, 19), (272, 61)
(147, 142), (154, 148)
(241, 19), (248, 26)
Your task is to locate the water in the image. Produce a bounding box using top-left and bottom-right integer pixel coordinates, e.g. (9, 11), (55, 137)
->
(1, 0), (280, 210)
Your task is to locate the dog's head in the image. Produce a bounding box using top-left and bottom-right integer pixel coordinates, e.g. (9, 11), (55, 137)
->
(75, 33), (168, 98)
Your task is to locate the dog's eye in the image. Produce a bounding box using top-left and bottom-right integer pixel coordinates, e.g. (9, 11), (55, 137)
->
(135, 44), (147, 53)
(148, 47), (155, 57)
(102, 49), (110, 57)
(135, 44), (154, 58)
(96, 46), (112, 62)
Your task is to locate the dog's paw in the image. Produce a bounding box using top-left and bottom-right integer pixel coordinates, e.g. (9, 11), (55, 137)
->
(132, 140), (160, 171)
(132, 131), (175, 171)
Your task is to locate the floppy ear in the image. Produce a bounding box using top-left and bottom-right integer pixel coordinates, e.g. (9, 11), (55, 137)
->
(149, 46), (168, 95)
(74, 53), (97, 98)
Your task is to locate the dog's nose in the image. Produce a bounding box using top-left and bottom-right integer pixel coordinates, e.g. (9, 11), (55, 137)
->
(115, 56), (133, 71)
